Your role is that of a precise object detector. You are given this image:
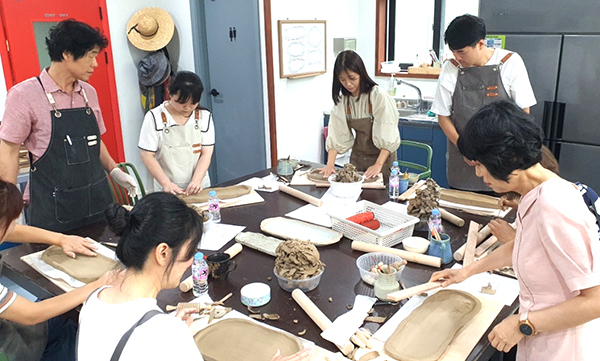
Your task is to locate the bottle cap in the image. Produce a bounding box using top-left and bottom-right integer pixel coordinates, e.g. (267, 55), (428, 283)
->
(195, 252), (204, 260)
(208, 190), (217, 197)
(391, 169), (398, 175)
(431, 208), (440, 216)
(392, 161), (399, 167)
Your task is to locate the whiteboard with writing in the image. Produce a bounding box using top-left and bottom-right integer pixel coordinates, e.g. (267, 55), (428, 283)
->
(278, 20), (327, 78)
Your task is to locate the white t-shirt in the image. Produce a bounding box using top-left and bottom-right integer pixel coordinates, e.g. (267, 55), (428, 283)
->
(138, 102), (215, 153)
(0, 281), (16, 314)
(431, 48), (537, 116)
(77, 286), (203, 361)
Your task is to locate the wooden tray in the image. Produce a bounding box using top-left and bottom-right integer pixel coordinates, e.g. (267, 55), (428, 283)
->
(260, 217), (343, 246)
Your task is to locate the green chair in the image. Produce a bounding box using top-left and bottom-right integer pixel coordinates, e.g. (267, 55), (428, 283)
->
(107, 162), (146, 206)
(397, 140), (433, 180)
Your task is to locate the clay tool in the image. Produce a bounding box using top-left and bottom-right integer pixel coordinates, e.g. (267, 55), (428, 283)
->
(166, 303), (211, 312)
(475, 235), (500, 257)
(463, 221), (480, 267)
(427, 222), (442, 241)
(179, 243), (243, 292)
(351, 241), (441, 268)
(398, 179), (426, 201)
(386, 281), (444, 301)
(291, 289), (355, 356)
(439, 208), (465, 227)
(278, 183), (323, 207)
(100, 241), (118, 248)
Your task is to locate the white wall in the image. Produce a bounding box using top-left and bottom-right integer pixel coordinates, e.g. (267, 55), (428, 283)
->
(105, 0), (196, 188)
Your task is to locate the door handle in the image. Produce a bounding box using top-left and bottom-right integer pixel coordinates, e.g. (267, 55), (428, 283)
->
(210, 89), (220, 97)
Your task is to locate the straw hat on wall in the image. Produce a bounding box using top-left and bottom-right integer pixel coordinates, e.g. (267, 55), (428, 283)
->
(127, 7), (174, 51)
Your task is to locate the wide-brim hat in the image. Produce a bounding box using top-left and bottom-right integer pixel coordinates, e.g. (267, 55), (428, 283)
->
(127, 7), (174, 51)
(137, 51), (171, 87)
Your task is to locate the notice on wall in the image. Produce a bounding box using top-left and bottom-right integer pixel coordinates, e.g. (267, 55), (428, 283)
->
(278, 20), (327, 79)
(485, 35), (506, 49)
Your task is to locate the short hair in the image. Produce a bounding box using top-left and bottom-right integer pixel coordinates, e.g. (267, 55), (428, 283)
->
(0, 180), (23, 239)
(46, 19), (108, 62)
(444, 14), (486, 50)
(332, 50), (377, 105)
(458, 100), (543, 182)
(541, 145), (560, 175)
(168, 71), (204, 105)
(105, 192), (203, 274)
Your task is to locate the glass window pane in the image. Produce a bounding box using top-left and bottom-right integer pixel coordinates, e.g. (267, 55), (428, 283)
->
(393, 0), (435, 64)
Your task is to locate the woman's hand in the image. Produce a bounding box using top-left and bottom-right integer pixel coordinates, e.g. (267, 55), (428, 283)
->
(271, 347), (313, 361)
(364, 163), (383, 179)
(489, 219), (516, 244)
(185, 180), (203, 195)
(318, 165), (336, 178)
(429, 267), (468, 288)
(58, 235), (98, 258)
(175, 308), (199, 327)
(488, 314), (523, 353)
(499, 194), (520, 210)
(163, 182), (186, 195)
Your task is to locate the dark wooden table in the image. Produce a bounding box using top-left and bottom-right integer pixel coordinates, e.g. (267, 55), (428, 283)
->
(0, 167), (517, 360)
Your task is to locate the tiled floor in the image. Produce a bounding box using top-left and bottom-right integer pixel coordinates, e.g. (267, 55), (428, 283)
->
(0, 275), (37, 301)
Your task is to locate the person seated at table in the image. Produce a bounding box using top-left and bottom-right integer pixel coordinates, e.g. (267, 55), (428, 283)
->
(139, 71), (215, 195)
(0, 180), (110, 361)
(320, 50), (400, 181)
(77, 192), (313, 361)
(430, 100), (600, 360)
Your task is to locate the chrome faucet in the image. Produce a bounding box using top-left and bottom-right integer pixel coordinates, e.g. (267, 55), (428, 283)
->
(396, 79), (424, 114)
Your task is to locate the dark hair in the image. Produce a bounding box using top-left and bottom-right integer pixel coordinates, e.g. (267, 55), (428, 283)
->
(0, 180), (23, 239)
(46, 19), (108, 62)
(458, 100), (543, 182)
(332, 50), (377, 105)
(168, 71), (204, 105)
(105, 192), (203, 273)
(444, 14), (486, 50)
(541, 145), (560, 175)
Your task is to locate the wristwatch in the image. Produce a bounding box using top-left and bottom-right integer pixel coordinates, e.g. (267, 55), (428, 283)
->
(518, 312), (537, 336)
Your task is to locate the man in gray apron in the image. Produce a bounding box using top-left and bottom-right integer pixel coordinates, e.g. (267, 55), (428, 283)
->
(431, 15), (536, 191)
(0, 20), (137, 232)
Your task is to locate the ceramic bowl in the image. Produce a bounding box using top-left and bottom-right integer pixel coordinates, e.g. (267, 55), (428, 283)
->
(328, 174), (365, 198)
(240, 282), (271, 307)
(356, 252), (405, 286)
(402, 236), (430, 254)
(273, 267), (323, 292)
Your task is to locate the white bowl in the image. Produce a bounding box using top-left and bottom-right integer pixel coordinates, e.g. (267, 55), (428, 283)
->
(328, 174), (365, 198)
(402, 236), (430, 254)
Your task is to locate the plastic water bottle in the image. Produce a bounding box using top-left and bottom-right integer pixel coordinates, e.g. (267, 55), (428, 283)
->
(391, 161), (401, 177)
(192, 252), (209, 297)
(208, 190), (221, 223)
(429, 208), (444, 234)
(389, 169), (400, 200)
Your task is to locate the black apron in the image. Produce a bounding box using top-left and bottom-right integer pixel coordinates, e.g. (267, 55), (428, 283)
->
(28, 78), (113, 232)
(345, 93), (396, 181)
(447, 53), (513, 191)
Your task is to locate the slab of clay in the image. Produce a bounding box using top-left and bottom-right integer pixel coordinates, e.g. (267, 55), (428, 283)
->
(179, 185), (253, 204)
(260, 217), (343, 246)
(307, 169), (377, 184)
(384, 289), (481, 361)
(194, 318), (302, 361)
(234, 232), (284, 256)
(41, 245), (118, 284)
(440, 189), (501, 210)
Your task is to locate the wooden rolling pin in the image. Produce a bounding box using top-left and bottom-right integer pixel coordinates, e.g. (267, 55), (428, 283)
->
(439, 208), (465, 227)
(278, 184), (323, 207)
(477, 224), (492, 242)
(463, 221), (480, 267)
(351, 241), (441, 268)
(386, 281), (443, 301)
(453, 222), (492, 261)
(179, 243), (243, 292)
(291, 289), (354, 356)
(475, 235), (499, 257)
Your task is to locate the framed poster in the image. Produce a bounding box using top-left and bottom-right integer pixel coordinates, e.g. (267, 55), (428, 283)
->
(278, 20), (326, 78)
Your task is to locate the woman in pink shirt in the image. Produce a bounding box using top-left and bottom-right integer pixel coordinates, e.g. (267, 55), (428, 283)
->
(431, 100), (600, 360)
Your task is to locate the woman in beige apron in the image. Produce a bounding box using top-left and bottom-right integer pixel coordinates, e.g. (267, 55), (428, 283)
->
(321, 51), (399, 181)
(139, 71), (214, 195)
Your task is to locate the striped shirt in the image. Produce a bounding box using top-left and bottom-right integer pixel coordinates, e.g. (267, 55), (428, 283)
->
(0, 281), (16, 314)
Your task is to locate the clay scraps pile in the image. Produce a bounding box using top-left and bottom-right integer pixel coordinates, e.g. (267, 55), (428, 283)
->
(275, 239), (325, 280)
(334, 163), (362, 183)
(407, 178), (440, 221)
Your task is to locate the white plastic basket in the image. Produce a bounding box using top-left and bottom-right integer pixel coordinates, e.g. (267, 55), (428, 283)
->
(328, 200), (419, 248)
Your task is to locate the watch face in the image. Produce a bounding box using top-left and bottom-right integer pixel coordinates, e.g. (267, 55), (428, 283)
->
(519, 322), (534, 336)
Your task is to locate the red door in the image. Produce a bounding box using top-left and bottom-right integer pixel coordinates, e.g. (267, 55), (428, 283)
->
(0, 0), (125, 161)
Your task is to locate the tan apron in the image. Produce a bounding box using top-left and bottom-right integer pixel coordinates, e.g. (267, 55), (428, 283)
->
(345, 93), (396, 181)
(448, 53), (513, 191)
(155, 109), (211, 191)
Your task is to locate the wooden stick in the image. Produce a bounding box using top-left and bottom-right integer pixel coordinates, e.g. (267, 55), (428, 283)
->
(453, 223), (483, 261)
(292, 289), (354, 356)
(439, 208), (465, 227)
(224, 243), (243, 258)
(398, 179), (426, 201)
(278, 184), (323, 207)
(463, 221), (480, 267)
(351, 241), (441, 268)
(475, 235), (499, 257)
(386, 281), (443, 301)
(477, 224), (492, 243)
(180, 243), (243, 292)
